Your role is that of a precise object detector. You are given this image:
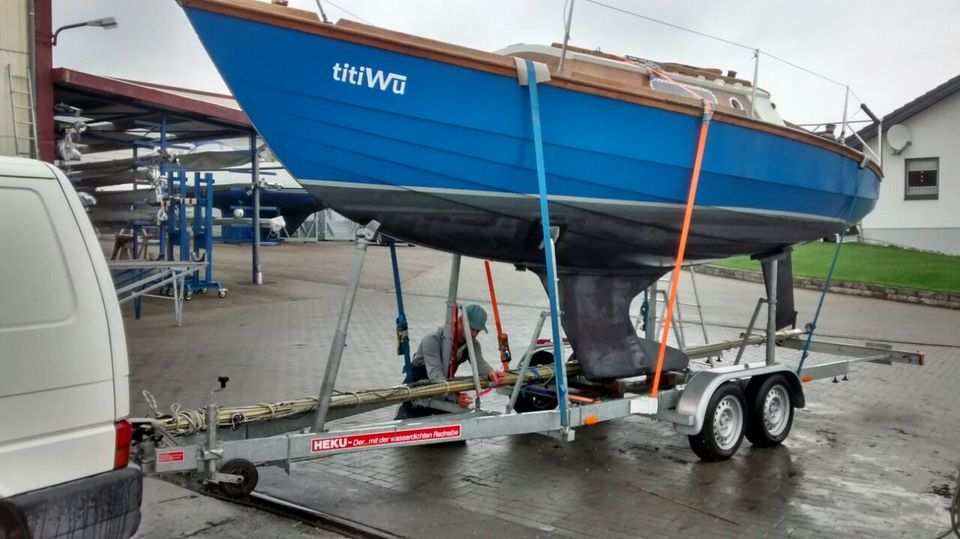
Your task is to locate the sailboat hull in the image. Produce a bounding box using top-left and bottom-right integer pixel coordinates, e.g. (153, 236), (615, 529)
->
(181, 1), (880, 379)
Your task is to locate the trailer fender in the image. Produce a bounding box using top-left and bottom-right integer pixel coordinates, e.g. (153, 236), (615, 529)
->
(672, 363), (801, 436)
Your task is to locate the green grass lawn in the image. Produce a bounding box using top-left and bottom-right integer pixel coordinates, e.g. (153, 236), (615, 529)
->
(713, 242), (960, 294)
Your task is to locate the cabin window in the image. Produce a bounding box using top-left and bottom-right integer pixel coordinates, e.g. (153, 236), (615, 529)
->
(904, 158), (939, 200)
(729, 97), (744, 110)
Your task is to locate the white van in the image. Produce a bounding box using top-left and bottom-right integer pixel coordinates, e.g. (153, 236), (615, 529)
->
(0, 156), (141, 537)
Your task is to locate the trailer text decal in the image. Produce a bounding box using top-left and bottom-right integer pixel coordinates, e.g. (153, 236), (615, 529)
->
(311, 425), (462, 452)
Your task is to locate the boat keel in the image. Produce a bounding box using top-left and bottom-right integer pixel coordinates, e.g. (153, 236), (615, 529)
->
(536, 270), (690, 380)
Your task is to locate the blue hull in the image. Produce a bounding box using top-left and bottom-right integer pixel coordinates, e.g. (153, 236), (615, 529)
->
(183, 7), (878, 273)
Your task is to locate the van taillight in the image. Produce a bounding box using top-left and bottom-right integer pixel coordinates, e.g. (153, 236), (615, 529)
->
(114, 420), (132, 469)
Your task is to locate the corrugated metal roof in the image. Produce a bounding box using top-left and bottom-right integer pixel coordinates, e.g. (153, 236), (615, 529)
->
(52, 68), (254, 155)
(53, 68), (250, 127)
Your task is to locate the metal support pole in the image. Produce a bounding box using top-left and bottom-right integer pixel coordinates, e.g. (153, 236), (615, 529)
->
(507, 311), (549, 413)
(645, 280), (658, 340)
(204, 173), (214, 285)
(312, 221), (380, 433)
(688, 268), (709, 344)
(460, 310), (484, 410)
(172, 271), (182, 327)
(840, 85), (850, 144)
(734, 298), (765, 365)
(178, 171), (188, 264)
(878, 120), (884, 169)
(161, 113), (173, 261)
(251, 133), (262, 285)
(205, 403), (219, 474)
(557, 0), (575, 74)
(763, 258), (779, 365)
(749, 49), (760, 119)
(441, 254), (461, 372)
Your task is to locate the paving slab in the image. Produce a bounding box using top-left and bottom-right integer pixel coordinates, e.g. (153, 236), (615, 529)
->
(133, 477), (338, 539)
(122, 241), (960, 538)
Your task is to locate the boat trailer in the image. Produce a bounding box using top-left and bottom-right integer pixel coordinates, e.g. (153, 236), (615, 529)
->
(130, 223), (923, 498)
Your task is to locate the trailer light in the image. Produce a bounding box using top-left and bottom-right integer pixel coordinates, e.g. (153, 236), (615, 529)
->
(583, 415), (598, 425)
(114, 420), (133, 469)
(801, 375), (813, 383)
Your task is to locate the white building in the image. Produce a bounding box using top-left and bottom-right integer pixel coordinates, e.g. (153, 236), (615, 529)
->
(1, 0), (33, 157)
(857, 74), (960, 255)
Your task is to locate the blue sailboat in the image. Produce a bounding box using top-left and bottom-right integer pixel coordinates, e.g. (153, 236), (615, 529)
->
(178, 0), (880, 379)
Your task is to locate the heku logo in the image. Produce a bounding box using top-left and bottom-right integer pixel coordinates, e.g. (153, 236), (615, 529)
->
(313, 438), (348, 451)
(332, 62), (407, 95)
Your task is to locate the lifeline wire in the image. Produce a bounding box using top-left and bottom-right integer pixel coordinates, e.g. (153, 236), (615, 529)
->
(582, 0), (849, 88)
(323, 0), (371, 24)
(582, 0), (754, 51)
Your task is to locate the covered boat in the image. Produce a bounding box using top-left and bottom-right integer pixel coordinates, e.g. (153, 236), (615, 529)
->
(178, 0), (881, 379)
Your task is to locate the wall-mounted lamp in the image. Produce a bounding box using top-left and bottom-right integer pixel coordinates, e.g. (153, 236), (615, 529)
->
(52, 17), (118, 46)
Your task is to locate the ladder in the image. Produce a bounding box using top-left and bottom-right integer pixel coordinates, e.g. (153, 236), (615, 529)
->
(6, 64), (38, 159)
(637, 268), (711, 351)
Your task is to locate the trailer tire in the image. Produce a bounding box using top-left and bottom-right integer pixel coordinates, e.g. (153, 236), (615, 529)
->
(218, 459), (258, 499)
(746, 374), (794, 447)
(688, 383), (746, 462)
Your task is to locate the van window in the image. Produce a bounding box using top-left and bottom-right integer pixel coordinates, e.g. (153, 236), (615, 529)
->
(0, 187), (76, 328)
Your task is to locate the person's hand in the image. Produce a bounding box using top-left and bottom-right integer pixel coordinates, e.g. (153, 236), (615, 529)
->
(456, 392), (473, 408)
(487, 371), (505, 385)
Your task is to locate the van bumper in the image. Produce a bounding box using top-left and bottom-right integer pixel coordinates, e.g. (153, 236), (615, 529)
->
(2, 465), (142, 539)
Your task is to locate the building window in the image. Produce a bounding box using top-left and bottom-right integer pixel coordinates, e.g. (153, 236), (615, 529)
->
(905, 158), (939, 200)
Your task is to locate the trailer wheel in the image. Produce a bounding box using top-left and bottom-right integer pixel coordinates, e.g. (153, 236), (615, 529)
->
(746, 374), (794, 447)
(218, 459), (258, 499)
(688, 383), (746, 461)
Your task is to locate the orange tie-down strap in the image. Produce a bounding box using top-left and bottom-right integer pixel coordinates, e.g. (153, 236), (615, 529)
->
(651, 100), (713, 397)
(483, 260), (511, 371)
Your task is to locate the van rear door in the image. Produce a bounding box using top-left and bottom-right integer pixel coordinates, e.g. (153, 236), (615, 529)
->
(0, 159), (118, 496)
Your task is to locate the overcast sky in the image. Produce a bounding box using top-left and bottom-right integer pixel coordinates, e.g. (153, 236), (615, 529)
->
(53, 0), (960, 127)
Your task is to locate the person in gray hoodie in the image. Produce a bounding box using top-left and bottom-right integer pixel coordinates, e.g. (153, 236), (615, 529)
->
(396, 304), (505, 419)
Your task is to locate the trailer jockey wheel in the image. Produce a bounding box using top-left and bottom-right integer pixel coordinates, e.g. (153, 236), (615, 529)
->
(745, 374), (794, 447)
(688, 383), (746, 461)
(218, 459), (258, 499)
(513, 390), (558, 413)
(513, 350), (559, 413)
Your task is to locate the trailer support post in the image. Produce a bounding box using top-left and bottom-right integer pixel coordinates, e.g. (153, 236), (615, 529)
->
(312, 221), (380, 432)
